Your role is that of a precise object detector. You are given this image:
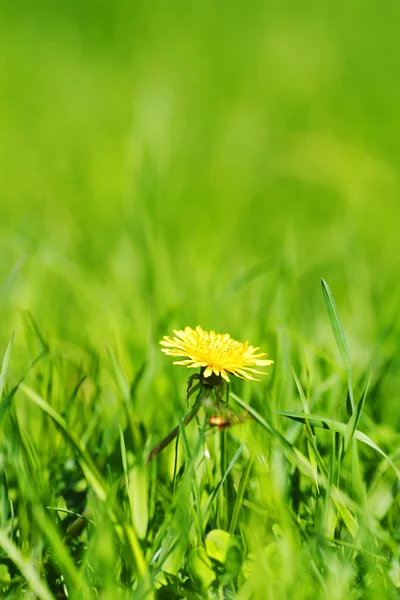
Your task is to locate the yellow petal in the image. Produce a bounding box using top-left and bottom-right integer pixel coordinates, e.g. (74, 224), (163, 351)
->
(172, 359), (194, 365)
(253, 359), (274, 366)
(203, 365), (213, 377)
(220, 370), (230, 382)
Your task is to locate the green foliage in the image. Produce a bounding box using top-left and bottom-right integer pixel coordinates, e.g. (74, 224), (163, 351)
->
(1, 0), (400, 598)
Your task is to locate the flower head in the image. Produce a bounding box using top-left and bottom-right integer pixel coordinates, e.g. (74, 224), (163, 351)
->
(160, 325), (273, 382)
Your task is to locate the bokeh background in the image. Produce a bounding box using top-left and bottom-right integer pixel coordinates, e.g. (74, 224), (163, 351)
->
(1, 0), (400, 428)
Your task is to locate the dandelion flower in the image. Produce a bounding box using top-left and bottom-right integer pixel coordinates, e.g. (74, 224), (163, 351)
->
(160, 325), (273, 382)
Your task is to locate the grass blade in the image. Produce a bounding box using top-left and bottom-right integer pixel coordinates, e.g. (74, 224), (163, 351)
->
(20, 383), (107, 502)
(229, 455), (253, 534)
(32, 505), (88, 595)
(231, 394), (359, 537)
(0, 331), (14, 401)
(120, 426), (149, 540)
(19, 383), (148, 581)
(0, 350), (47, 424)
(344, 374), (371, 454)
(292, 367), (310, 415)
(177, 414), (204, 541)
(0, 529), (54, 600)
(321, 278), (354, 412)
(275, 409), (400, 479)
(292, 368), (322, 489)
(203, 444), (245, 526)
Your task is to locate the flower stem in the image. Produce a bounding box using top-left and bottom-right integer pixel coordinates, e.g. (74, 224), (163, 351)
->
(146, 388), (208, 464)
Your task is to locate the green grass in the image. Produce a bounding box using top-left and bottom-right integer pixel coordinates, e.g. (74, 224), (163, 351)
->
(1, 1), (400, 598)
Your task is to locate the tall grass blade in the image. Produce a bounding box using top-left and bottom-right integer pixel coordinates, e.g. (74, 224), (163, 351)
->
(205, 443), (245, 517)
(229, 455), (253, 534)
(177, 414), (204, 541)
(292, 368), (321, 490)
(19, 384), (148, 581)
(0, 332), (14, 401)
(20, 383), (107, 502)
(344, 374), (371, 454)
(292, 367), (310, 415)
(321, 278), (354, 412)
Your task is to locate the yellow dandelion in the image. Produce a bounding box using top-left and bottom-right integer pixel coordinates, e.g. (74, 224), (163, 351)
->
(160, 325), (273, 382)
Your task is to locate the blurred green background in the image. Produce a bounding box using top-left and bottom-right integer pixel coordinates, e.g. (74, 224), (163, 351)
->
(2, 3), (400, 598)
(1, 0), (400, 422)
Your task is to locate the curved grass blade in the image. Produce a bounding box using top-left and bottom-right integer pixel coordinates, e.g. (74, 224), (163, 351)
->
(0, 529), (54, 600)
(229, 455), (253, 534)
(274, 409), (400, 480)
(46, 506), (95, 524)
(231, 393), (359, 537)
(32, 505), (88, 595)
(19, 383), (148, 580)
(22, 312), (50, 353)
(20, 383), (107, 502)
(292, 367), (310, 415)
(178, 414), (205, 541)
(0, 350), (47, 424)
(109, 348), (142, 451)
(120, 426), (149, 540)
(321, 278), (354, 412)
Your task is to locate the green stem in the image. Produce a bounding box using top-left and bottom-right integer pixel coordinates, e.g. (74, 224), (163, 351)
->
(146, 392), (205, 464)
(220, 427), (228, 528)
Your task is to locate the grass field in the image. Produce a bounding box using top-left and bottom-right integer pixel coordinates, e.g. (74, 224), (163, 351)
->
(1, 1), (400, 598)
